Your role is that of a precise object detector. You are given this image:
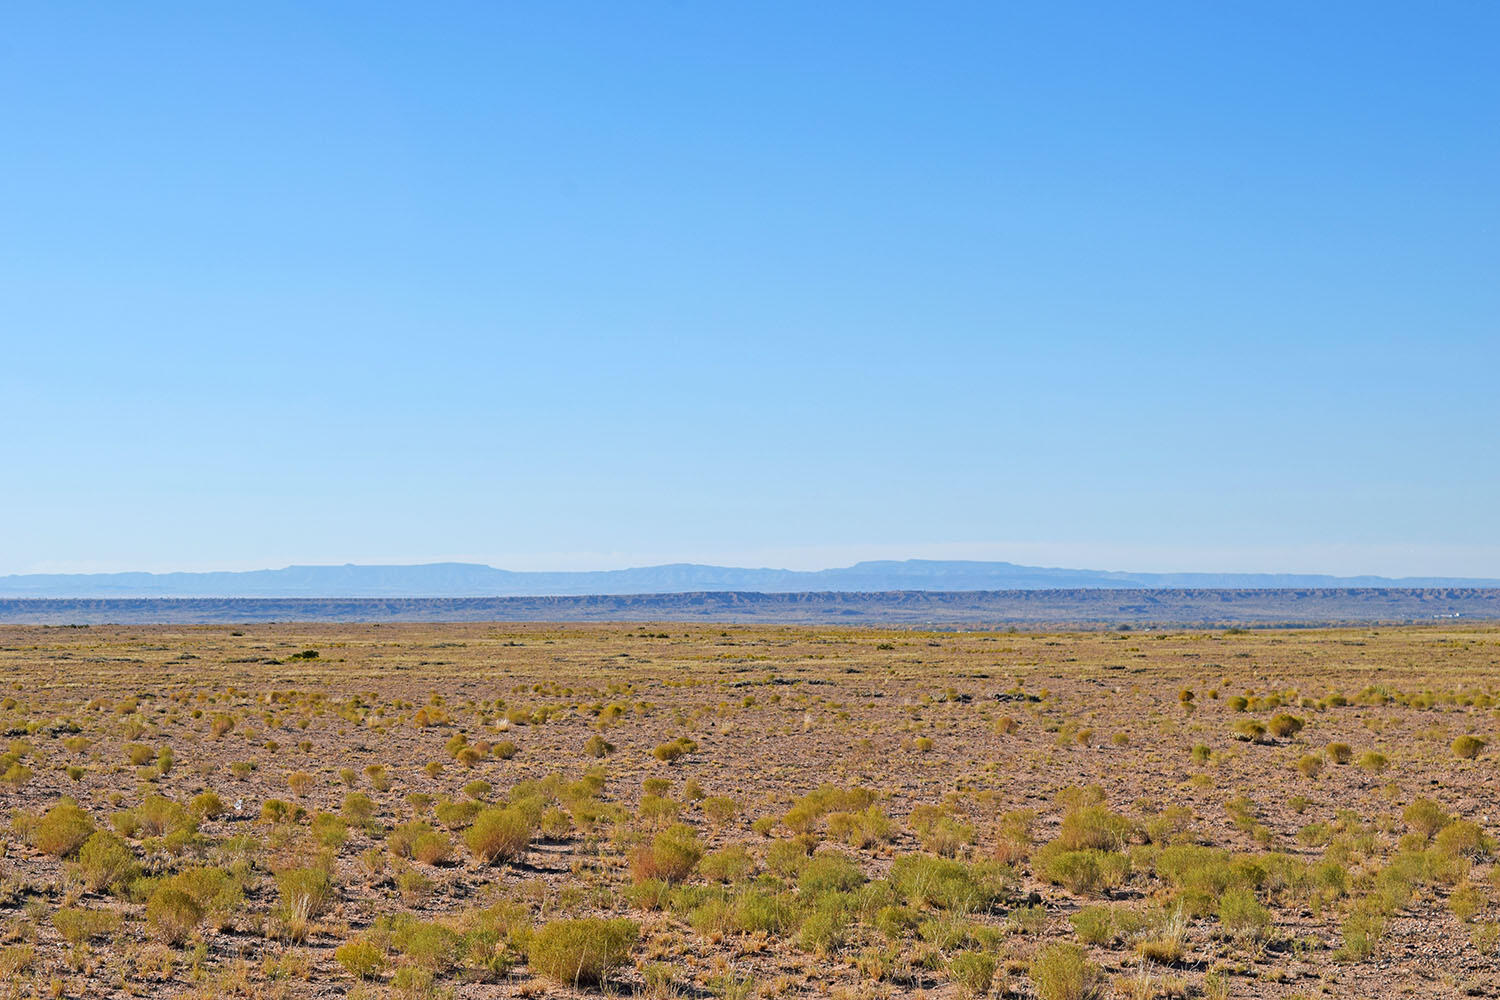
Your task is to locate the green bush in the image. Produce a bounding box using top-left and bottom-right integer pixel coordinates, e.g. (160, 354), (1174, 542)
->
(32, 802), (95, 857)
(1341, 904), (1385, 960)
(1030, 942), (1105, 1000)
(1268, 713), (1304, 739)
(1233, 719), (1266, 742)
(949, 950), (997, 997)
(1452, 735), (1486, 760)
(1057, 806), (1135, 851)
(1032, 843), (1129, 896)
(796, 900), (848, 954)
(335, 938), (386, 979)
(1403, 798), (1451, 838)
(190, 791), (225, 819)
(798, 851), (866, 895)
(342, 792), (376, 824)
(76, 830), (139, 891)
(529, 917), (638, 986)
(466, 806), (533, 864)
(890, 855), (1014, 911)
(172, 866), (245, 928)
(1218, 887), (1271, 940)
(1070, 905), (1118, 945)
(631, 823), (703, 884)
(276, 866), (336, 920)
(652, 736), (698, 763)
(1435, 820), (1491, 858)
(145, 886), (203, 944)
(53, 907), (120, 945)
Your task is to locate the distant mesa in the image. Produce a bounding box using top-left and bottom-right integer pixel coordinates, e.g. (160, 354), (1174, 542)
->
(0, 559), (1496, 598)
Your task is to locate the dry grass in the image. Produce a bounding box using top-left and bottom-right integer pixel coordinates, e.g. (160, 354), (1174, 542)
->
(0, 621), (1496, 997)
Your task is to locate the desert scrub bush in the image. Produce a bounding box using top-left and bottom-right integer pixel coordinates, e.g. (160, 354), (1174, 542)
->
(1070, 904), (1145, 946)
(1403, 797), (1451, 839)
(287, 771), (315, 797)
(53, 906), (120, 945)
(782, 785), (877, 835)
(1297, 753), (1325, 778)
(30, 800), (95, 857)
(1232, 719), (1266, 743)
(412, 829), (453, 865)
(435, 797), (483, 829)
(1449, 882), (1484, 922)
(305, 812), (346, 849)
(171, 865), (245, 929)
(1, 760), (32, 789)
(466, 806), (534, 864)
(1057, 806), (1136, 851)
(1030, 942), (1105, 1000)
(1340, 902), (1386, 960)
(583, 733), (615, 758)
(189, 790), (226, 820)
(389, 820), (437, 857)
(947, 950), (998, 996)
(1358, 750), (1389, 774)
(76, 830), (140, 891)
(632, 824), (704, 884)
(335, 937), (386, 980)
(699, 844), (756, 883)
(701, 795), (739, 827)
(529, 917), (638, 987)
(1151, 844), (1253, 913)
(364, 764), (392, 791)
(798, 850), (866, 894)
(1266, 713), (1304, 739)
(639, 793), (682, 828)
(1435, 820), (1493, 859)
(890, 855), (1016, 912)
(395, 865), (435, 904)
(652, 736), (698, 762)
(827, 805), (897, 849)
(342, 791), (376, 824)
(1453, 735), (1487, 759)
(797, 896), (852, 953)
(1326, 742), (1353, 765)
(146, 885), (203, 944)
(276, 866), (335, 940)
(765, 835), (817, 878)
(1217, 887), (1271, 940)
(136, 793), (197, 837)
(1032, 843), (1130, 897)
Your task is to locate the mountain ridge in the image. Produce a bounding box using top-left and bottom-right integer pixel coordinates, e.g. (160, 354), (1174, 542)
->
(2, 559), (1496, 598)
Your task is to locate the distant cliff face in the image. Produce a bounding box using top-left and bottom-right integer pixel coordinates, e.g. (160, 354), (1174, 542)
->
(1, 588), (1497, 625)
(1, 560), (1496, 598)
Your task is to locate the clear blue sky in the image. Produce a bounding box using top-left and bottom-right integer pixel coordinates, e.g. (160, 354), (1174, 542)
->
(3, 3), (1496, 576)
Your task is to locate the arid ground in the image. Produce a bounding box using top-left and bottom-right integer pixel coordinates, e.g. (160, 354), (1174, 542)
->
(0, 622), (1497, 999)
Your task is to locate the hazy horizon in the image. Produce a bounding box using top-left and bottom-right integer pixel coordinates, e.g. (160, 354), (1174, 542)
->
(7, 551), (1500, 585)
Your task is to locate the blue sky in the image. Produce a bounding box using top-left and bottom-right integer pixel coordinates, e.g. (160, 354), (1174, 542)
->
(3, 3), (1496, 576)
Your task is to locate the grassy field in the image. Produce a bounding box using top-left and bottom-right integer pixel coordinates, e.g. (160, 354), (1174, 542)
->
(0, 622), (1497, 998)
